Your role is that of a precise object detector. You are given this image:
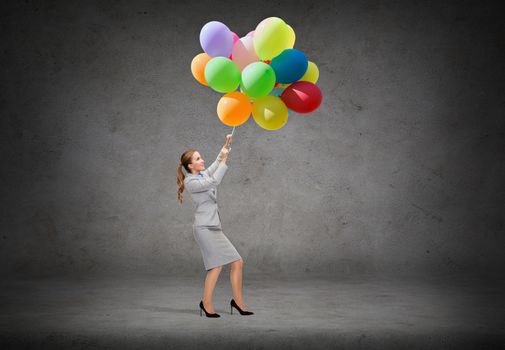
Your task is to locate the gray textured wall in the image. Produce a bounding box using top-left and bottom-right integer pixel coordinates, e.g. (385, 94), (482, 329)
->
(1, 0), (504, 278)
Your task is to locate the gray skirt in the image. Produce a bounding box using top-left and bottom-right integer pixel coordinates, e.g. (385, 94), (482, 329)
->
(192, 225), (242, 271)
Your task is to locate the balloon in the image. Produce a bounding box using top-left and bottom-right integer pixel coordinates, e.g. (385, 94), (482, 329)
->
(239, 86), (257, 103)
(286, 25), (296, 48)
(217, 92), (251, 126)
(270, 87), (284, 97)
(200, 21), (233, 57)
(204, 57), (241, 93)
(231, 32), (239, 43)
(253, 17), (291, 60)
(280, 81), (322, 113)
(191, 53), (212, 86)
(247, 86), (284, 101)
(240, 62), (276, 98)
(270, 49), (308, 84)
(298, 61), (319, 84)
(276, 82), (291, 88)
(232, 36), (259, 71)
(246, 31), (254, 37)
(252, 96), (289, 130)
(229, 32), (239, 59)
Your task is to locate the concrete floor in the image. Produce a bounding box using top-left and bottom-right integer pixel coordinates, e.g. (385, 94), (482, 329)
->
(1, 272), (504, 349)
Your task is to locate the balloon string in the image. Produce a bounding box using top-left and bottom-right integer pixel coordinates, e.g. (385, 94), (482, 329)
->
(228, 126), (236, 152)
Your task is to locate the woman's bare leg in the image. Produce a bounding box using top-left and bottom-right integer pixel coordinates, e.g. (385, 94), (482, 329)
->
(202, 265), (223, 313)
(230, 259), (248, 310)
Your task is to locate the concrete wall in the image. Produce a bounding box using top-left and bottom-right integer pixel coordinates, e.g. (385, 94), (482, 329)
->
(1, 0), (503, 278)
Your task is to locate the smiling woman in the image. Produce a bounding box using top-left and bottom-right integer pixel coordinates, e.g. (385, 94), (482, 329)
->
(175, 134), (254, 318)
(189, 152), (206, 175)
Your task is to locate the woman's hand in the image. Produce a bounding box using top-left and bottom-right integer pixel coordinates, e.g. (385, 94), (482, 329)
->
(219, 146), (229, 162)
(219, 134), (232, 162)
(225, 134), (232, 148)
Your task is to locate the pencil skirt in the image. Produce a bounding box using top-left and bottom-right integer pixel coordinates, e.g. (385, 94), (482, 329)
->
(192, 225), (242, 271)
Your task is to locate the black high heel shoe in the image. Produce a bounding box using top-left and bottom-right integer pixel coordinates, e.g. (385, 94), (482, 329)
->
(230, 299), (254, 315)
(199, 301), (220, 318)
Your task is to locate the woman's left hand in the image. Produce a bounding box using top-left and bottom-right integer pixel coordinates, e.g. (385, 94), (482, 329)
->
(225, 134), (232, 148)
(219, 145), (229, 161)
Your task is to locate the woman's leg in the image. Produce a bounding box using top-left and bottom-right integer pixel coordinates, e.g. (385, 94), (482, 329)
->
(230, 259), (248, 310)
(203, 265), (223, 313)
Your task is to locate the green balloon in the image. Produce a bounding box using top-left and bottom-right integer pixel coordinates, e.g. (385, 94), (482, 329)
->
(204, 57), (241, 93)
(240, 62), (276, 98)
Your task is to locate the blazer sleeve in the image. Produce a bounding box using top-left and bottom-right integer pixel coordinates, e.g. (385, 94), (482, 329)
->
(185, 162), (228, 193)
(202, 153), (223, 178)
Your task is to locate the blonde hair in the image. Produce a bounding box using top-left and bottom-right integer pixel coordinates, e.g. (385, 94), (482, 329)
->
(176, 149), (197, 206)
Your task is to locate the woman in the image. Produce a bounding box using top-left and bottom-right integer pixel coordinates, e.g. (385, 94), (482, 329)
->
(176, 134), (254, 318)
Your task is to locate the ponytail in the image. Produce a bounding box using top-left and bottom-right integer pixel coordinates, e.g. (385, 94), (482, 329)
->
(177, 149), (197, 206)
(176, 163), (185, 206)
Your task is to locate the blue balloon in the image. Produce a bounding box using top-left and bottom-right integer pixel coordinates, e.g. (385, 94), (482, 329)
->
(270, 49), (308, 84)
(270, 87), (284, 96)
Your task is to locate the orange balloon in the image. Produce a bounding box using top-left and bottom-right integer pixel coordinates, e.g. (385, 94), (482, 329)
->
(217, 92), (252, 126)
(191, 53), (212, 86)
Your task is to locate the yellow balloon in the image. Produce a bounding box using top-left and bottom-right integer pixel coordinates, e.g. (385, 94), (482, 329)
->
(299, 61), (319, 83)
(254, 17), (291, 60)
(286, 24), (296, 48)
(252, 96), (289, 130)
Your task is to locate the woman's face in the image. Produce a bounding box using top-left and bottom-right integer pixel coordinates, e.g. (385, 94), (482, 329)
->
(189, 151), (205, 173)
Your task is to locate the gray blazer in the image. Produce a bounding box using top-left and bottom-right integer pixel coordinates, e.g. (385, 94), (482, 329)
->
(183, 153), (229, 227)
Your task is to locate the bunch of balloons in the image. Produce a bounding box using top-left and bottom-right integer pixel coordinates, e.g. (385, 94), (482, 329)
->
(191, 17), (323, 131)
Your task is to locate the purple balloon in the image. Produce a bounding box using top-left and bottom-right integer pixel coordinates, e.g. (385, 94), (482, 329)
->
(199, 21), (233, 58)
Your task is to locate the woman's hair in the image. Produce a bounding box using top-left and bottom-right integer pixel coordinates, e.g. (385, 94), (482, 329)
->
(177, 148), (197, 206)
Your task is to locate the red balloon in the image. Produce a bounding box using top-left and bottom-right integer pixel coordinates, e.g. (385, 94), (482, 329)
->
(280, 81), (322, 113)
